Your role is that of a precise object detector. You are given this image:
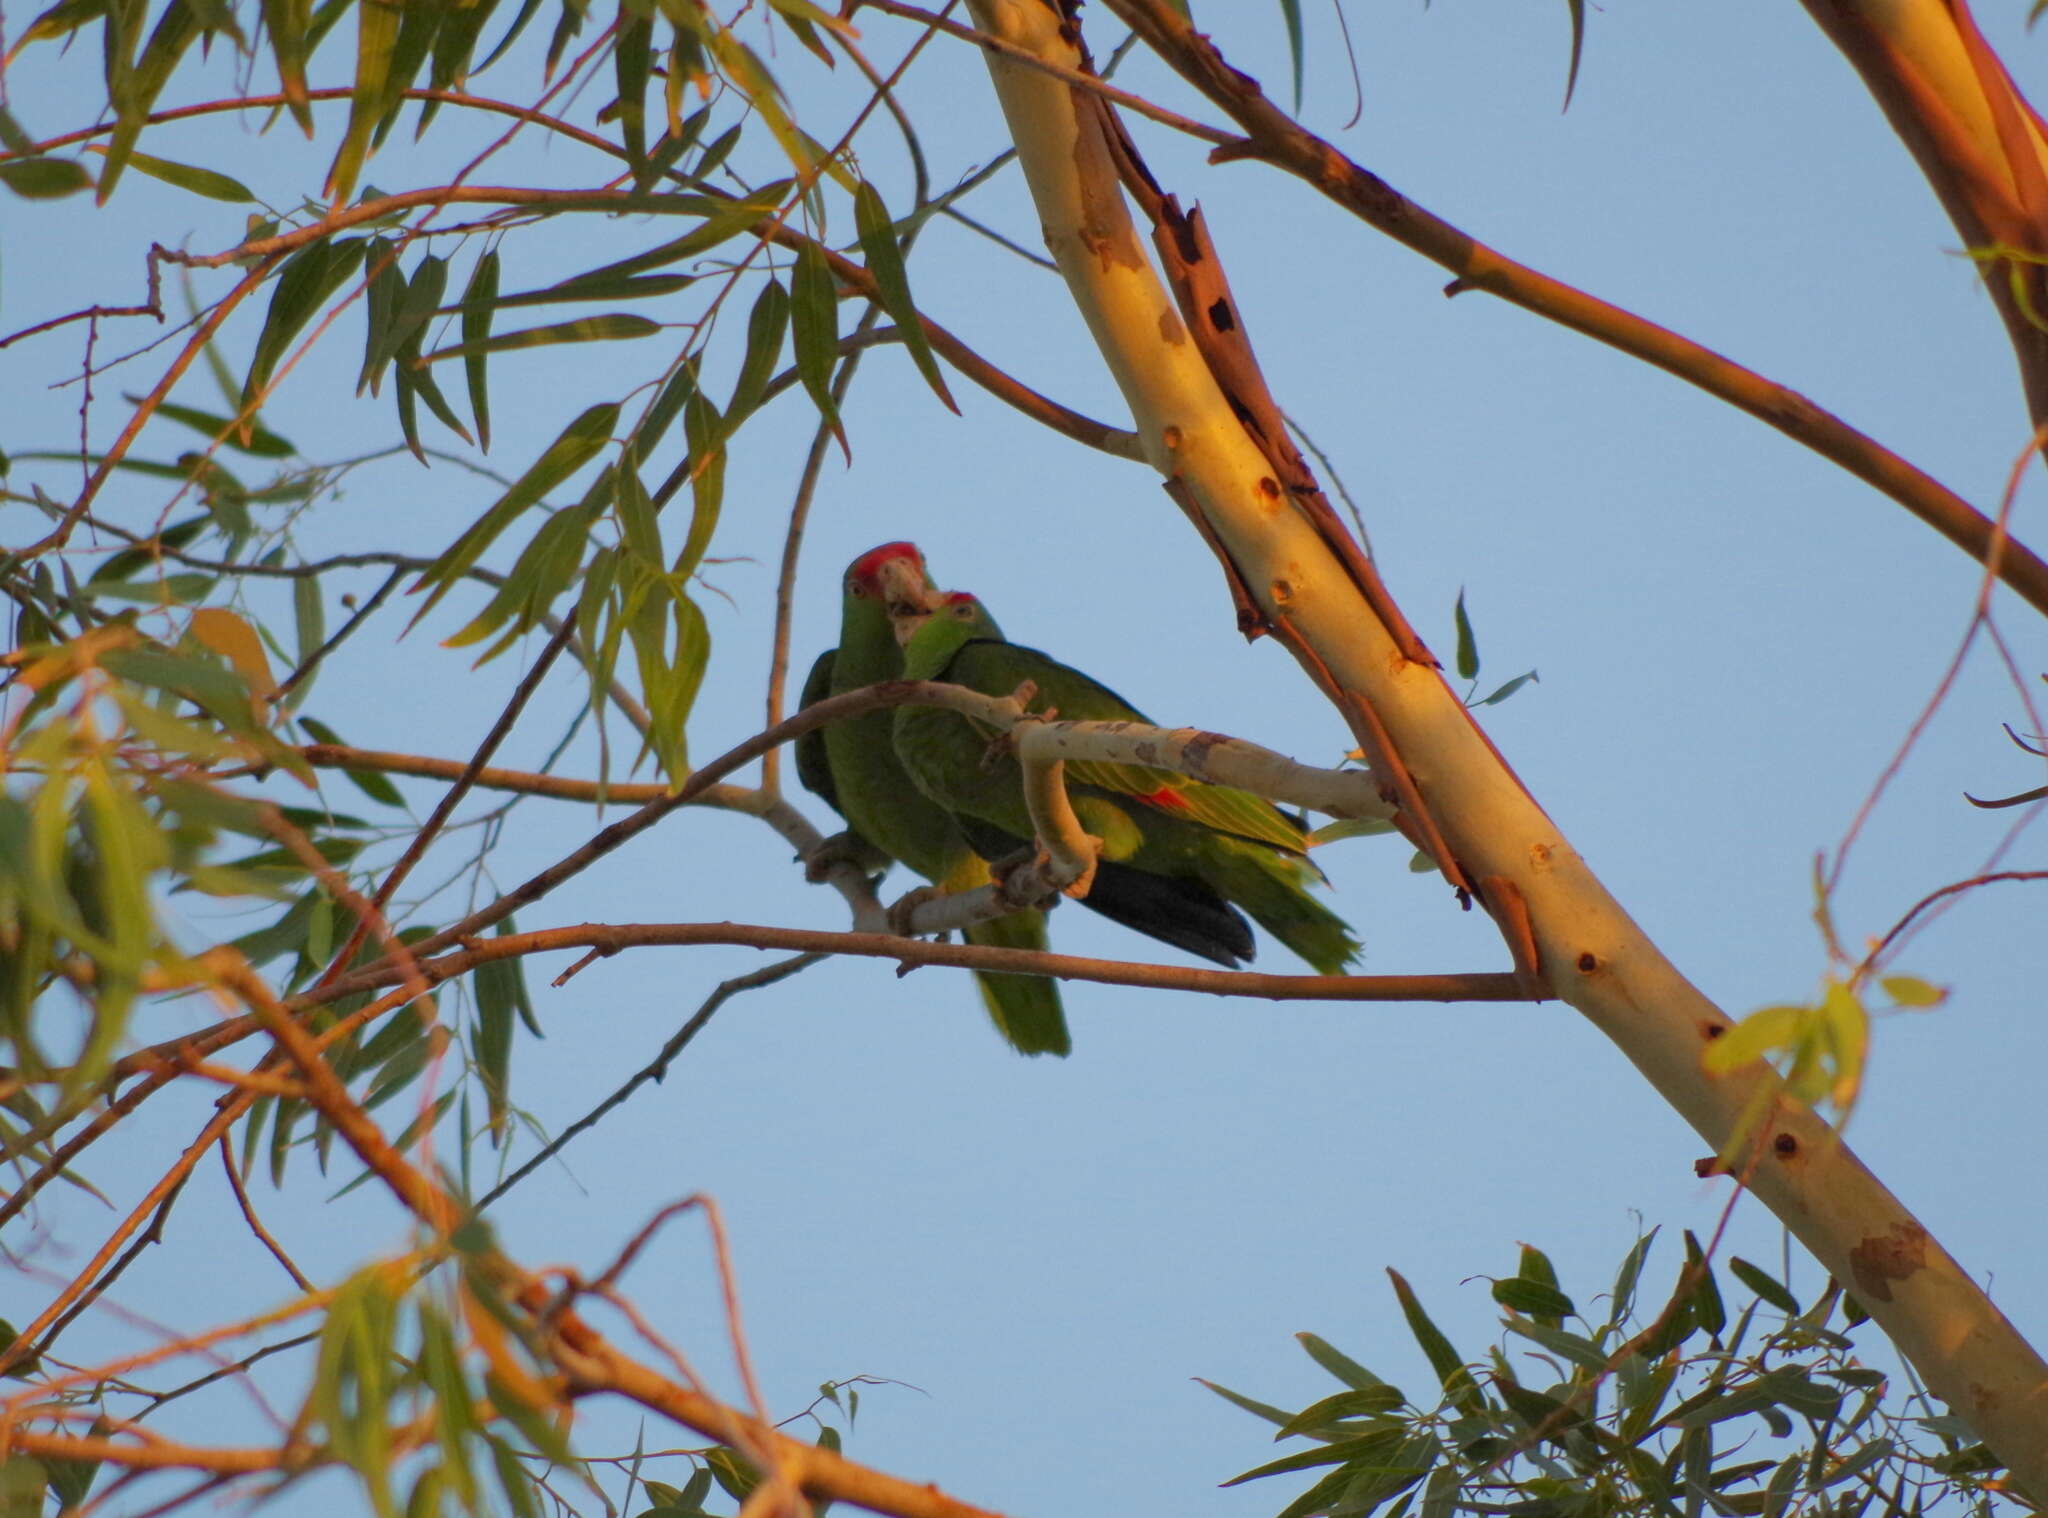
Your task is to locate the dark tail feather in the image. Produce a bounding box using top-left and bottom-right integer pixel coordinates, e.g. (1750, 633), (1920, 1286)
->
(1080, 860), (1256, 969)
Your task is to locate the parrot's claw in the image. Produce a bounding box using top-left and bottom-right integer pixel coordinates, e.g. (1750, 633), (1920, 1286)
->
(986, 845), (1073, 911)
(804, 830), (885, 883)
(885, 885), (943, 936)
(978, 730), (1017, 773)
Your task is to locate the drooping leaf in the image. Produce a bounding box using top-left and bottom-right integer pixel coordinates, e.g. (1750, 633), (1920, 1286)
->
(444, 490), (604, 653)
(459, 247), (500, 449)
(614, 7), (652, 181)
(1276, 0), (1304, 110)
(244, 236), (369, 409)
(726, 277), (788, 421)
(852, 180), (956, 412)
(1562, 0), (1586, 111)
(410, 401), (617, 619)
(100, 0), (206, 203)
(327, 0), (402, 201)
(263, 0), (315, 131)
(702, 26), (852, 192)
(189, 607), (277, 705)
(789, 238), (845, 454)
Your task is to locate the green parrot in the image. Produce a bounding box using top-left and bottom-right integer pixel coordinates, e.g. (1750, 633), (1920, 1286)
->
(795, 542), (1073, 1057)
(890, 590), (1362, 975)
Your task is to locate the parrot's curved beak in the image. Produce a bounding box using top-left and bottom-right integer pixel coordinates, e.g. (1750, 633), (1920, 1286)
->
(874, 555), (942, 641)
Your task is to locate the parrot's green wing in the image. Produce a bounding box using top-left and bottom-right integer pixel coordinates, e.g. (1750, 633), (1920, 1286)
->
(942, 639), (1314, 857)
(794, 648), (840, 816)
(895, 595), (1361, 976)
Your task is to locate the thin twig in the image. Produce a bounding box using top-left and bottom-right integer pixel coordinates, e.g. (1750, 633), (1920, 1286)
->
(216, 1136), (315, 1293)
(474, 954), (821, 1211)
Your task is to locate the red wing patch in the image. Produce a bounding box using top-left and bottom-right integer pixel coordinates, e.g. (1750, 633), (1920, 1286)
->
(1136, 785), (1191, 811)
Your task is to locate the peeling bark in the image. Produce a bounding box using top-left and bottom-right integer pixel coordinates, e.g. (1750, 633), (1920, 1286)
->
(963, 0), (2048, 1488)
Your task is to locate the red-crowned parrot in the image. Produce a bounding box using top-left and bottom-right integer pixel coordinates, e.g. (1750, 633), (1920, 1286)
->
(795, 543), (1072, 1056)
(890, 590), (1362, 975)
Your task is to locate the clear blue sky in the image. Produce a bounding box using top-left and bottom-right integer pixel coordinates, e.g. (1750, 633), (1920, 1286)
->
(5, 2), (2046, 1513)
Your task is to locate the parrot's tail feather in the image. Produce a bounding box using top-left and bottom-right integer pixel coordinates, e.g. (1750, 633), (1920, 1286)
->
(1211, 844), (1363, 976)
(1079, 860), (1255, 968)
(963, 909), (1071, 1057)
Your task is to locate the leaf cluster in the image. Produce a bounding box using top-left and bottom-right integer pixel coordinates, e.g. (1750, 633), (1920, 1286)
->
(1206, 1232), (2015, 1518)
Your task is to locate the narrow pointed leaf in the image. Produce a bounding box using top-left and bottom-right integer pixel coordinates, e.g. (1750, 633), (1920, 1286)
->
(1562, 0), (1586, 110)
(132, 395), (293, 456)
(1452, 588), (1477, 680)
(262, 0), (315, 130)
(614, 8), (652, 180)
(327, 0), (401, 200)
(1385, 1270), (1481, 1413)
(853, 180), (956, 411)
(1296, 1333), (1390, 1394)
(411, 401), (618, 617)
(123, 149), (254, 201)
(458, 247), (499, 449)
(727, 278), (788, 420)
(789, 238), (845, 454)
(1729, 1258), (1800, 1316)
(99, 0), (203, 203)
(1277, 0), (1304, 110)
(420, 312), (659, 363)
(245, 237), (368, 408)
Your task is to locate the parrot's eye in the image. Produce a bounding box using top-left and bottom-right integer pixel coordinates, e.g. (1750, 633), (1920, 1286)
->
(848, 580), (866, 598)
(952, 602), (974, 619)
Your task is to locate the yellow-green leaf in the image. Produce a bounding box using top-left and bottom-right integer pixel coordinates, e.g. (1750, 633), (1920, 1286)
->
(420, 313), (659, 363)
(327, 0), (401, 201)
(1880, 974), (1945, 1009)
(123, 148), (255, 201)
(0, 157), (94, 199)
(1701, 1003), (1807, 1076)
(410, 401), (618, 618)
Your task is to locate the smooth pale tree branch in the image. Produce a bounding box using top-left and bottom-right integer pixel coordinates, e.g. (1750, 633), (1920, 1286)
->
(962, 0), (2048, 1488)
(303, 698), (1390, 820)
(1798, 0), (2048, 442)
(1093, 0), (2048, 624)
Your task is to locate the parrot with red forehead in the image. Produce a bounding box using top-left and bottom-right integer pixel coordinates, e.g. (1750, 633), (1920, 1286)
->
(796, 543), (1071, 1056)
(890, 589), (1361, 976)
